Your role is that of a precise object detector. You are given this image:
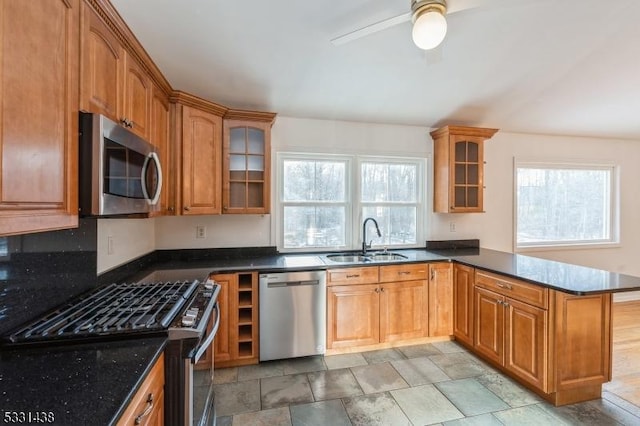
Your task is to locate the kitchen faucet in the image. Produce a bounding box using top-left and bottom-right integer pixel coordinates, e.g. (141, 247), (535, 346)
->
(362, 217), (382, 256)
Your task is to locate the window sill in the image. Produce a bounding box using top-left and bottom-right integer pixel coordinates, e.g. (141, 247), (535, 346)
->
(515, 241), (621, 253)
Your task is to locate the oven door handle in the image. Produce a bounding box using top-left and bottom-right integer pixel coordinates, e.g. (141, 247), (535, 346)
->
(192, 301), (220, 363)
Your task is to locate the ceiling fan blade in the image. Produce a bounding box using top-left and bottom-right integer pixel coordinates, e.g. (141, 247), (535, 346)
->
(331, 12), (411, 46)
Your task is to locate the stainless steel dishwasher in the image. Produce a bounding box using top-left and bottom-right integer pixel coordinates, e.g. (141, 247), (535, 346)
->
(259, 270), (326, 361)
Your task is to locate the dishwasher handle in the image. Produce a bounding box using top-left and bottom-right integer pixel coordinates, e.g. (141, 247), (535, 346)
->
(267, 280), (320, 288)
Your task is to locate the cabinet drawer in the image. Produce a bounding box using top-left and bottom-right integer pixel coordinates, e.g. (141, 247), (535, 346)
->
(475, 270), (548, 309)
(327, 267), (379, 286)
(379, 264), (428, 283)
(117, 354), (164, 426)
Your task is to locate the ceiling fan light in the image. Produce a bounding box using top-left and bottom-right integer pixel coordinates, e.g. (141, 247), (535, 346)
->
(412, 9), (447, 50)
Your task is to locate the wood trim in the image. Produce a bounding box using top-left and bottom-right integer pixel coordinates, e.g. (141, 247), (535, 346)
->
(430, 125), (499, 139)
(170, 90), (227, 117)
(224, 108), (277, 123)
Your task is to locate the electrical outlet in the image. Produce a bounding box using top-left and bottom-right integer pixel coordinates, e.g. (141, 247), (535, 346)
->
(196, 225), (206, 239)
(449, 222), (456, 232)
(107, 236), (114, 255)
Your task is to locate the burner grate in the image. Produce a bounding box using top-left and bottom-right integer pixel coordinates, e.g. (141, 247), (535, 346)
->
(7, 280), (198, 343)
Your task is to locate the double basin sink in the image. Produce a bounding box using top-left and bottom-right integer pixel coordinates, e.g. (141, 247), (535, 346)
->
(325, 252), (408, 263)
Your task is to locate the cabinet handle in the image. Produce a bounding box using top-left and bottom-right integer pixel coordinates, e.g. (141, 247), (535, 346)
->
(184, 206), (190, 211)
(380, 287), (384, 292)
(346, 274), (360, 278)
(168, 206), (174, 212)
(496, 282), (512, 290)
(398, 271), (411, 275)
(134, 393), (154, 425)
(375, 288), (380, 293)
(503, 301), (510, 307)
(223, 205), (228, 211)
(430, 269), (435, 280)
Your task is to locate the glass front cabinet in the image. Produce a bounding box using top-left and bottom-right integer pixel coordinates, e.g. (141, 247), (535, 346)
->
(222, 112), (276, 214)
(431, 126), (498, 213)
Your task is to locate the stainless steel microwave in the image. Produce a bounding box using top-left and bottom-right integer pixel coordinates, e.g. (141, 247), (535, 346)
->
(79, 113), (163, 216)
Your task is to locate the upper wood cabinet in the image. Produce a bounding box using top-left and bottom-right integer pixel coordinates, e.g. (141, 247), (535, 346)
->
(149, 86), (173, 216)
(80, 2), (152, 139)
(178, 104), (223, 215)
(222, 111), (276, 214)
(80, 2), (123, 121)
(431, 125), (498, 213)
(0, 0), (80, 236)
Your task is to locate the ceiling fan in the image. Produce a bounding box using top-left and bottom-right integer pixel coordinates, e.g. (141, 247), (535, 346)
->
(331, 0), (487, 50)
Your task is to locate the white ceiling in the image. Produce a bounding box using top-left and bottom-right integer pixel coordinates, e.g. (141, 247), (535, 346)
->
(111, 0), (640, 139)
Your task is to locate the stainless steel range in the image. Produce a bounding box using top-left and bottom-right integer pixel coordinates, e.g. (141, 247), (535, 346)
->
(3, 278), (221, 426)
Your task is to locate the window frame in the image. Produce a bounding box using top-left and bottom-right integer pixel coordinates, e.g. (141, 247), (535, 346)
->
(513, 159), (620, 251)
(276, 152), (425, 253)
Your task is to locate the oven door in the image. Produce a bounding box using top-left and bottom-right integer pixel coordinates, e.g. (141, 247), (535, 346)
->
(185, 301), (220, 426)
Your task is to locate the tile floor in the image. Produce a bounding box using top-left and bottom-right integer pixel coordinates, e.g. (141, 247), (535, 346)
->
(214, 341), (640, 425)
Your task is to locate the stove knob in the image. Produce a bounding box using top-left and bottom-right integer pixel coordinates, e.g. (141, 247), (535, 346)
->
(181, 316), (195, 327)
(204, 280), (215, 290)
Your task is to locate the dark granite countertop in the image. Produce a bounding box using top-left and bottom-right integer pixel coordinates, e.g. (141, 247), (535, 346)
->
(129, 247), (640, 296)
(0, 337), (166, 426)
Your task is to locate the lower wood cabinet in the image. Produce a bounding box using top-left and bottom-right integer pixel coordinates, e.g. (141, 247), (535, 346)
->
(467, 268), (612, 406)
(452, 263), (475, 345)
(116, 354), (164, 426)
(428, 262), (454, 337)
(474, 286), (548, 391)
(211, 272), (259, 368)
(327, 264), (430, 350)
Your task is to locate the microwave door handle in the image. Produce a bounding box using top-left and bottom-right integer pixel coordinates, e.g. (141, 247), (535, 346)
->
(141, 152), (163, 205)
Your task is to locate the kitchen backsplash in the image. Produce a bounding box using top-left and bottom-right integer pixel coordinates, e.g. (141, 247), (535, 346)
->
(0, 219), (98, 336)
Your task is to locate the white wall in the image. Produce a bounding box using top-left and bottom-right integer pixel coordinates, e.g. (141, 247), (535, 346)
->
(97, 218), (155, 274)
(97, 116), (640, 296)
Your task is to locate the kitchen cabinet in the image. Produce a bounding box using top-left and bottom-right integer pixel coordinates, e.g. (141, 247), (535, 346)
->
(212, 272), (259, 368)
(428, 262), (454, 337)
(178, 104), (223, 215)
(0, 0), (80, 236)
(116, 354), (164, 426)
(474, 271), (549, 391)
(81, 2), (153, 139)
(148, 85), (173, 216)
(430, 125), (498, 213)
(222, 111), (276, 214)
(80, 2), (124, 122)
(452, 263), (474, 345)
(326, 264), (429, 350)
(468, 269), (612, 405)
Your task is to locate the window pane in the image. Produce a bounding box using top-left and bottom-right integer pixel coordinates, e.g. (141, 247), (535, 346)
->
(283, 206), (345, 248)
(283, 160), (346, 202)
(362, 206), (417, 245)
(516, 167), (612, 245)
(361, 163), (417, 202)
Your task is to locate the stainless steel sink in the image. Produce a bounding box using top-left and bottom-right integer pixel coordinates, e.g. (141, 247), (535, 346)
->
(325, 252), (408, 263)
(325, 254), (369, 263)
(368, 253), (407, 261)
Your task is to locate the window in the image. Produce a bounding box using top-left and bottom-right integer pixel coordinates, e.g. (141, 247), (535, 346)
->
(281, 157), (350, 249)
(515, 162), (617, 249)
(361, 160), (419, 246)
(279, 154), (423, 251)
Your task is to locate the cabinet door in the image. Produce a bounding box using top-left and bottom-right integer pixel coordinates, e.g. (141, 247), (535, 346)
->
(505, 297), (548, 392)
(429, 263), (453, 337)
(0, 0), (79, 236)
(453, 264), (474, 345)
(123, 52), (151, 139)
(222, 120), (271, 214)
(449, 136), (484, 212)
(80, 2), (123, 121)
(149, 87), (172, 216)
(181, 105), (222, 215)
(474, 286), (504, 365)
(327, 284), (380, 349)
(212, 273), (236, 364)
(116, 354), (164, 426)
(380, 280), (429, 342)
